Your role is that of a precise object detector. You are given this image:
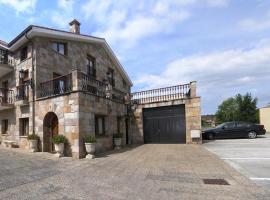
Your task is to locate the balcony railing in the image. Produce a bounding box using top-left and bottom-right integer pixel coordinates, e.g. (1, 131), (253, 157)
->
(80, 72), (126, 103)
(40, 73), (72, 98)
(131, 84), (191, 104)
(0, 88), (14, 105)
(0, 49), (8, 65)
(38, 71), (127, 103)
(16, 84), (29, 101)
(80, 72), (106, 97)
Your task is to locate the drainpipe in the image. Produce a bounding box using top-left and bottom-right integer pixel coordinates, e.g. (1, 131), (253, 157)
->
(25, 32), (35, 134)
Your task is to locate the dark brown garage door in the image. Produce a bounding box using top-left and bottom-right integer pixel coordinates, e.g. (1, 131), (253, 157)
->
(143, 105), (186, 144)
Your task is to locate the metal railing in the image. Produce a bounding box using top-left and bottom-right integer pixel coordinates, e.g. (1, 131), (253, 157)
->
(0, 88), (14, 105)
(16, 84), (29, 101)
(80, 72), (126, 103)
(112, 88), (126, 103)
(80, 72), (106, 97)
(38, 71), (127, 103)
(131, 84), (191, 104)
(0, 49), (8, 65)
(40, 73), (72, 98)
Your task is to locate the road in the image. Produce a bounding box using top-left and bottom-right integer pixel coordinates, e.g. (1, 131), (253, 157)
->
(204, 134), (270, 191)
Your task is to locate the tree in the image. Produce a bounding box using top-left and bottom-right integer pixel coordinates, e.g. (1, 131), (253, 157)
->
(216, 93), (259, 124)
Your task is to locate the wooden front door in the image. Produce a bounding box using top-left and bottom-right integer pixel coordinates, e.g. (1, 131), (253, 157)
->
(51, 115), (58, 152)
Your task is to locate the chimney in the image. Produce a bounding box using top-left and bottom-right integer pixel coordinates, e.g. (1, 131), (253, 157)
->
(69, 19), (81, 34)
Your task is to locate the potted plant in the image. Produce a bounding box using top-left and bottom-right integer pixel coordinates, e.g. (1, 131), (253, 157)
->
(27, 133), (39, 153)
(52, 135), (66, 157)
(113, 133), (123, 150)
(84, 135), (96, 159)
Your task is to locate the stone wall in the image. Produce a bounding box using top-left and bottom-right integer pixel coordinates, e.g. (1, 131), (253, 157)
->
(130, 97), (201, 144)
(0, 36), (131, 158)
(34, 37), (131, 98)
(130, 82), (201, 144)
(35, 93), (80, 158)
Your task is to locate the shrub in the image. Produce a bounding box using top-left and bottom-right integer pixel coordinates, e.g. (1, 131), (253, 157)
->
(113, 133), (123, 138)
(27, 134), (39, 140)
(84, 135), (96, 143)
(52, 135), (67, 144)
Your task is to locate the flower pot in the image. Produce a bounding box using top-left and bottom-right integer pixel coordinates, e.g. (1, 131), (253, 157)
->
(54, 143), (64, 157)
(28, 140), (38, 153)
(114, 138), (122, 150)
(85, 143), (95, 159)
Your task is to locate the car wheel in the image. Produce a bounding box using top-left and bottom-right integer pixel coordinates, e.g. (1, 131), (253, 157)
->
(207, 133), (214, 140)
(248, 131), (257, 139)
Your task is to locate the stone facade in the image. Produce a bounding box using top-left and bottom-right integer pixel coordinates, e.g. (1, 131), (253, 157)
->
(0, 23), (202, 159)
(0, 28), (131, 158)
(130, 82), (201, 144)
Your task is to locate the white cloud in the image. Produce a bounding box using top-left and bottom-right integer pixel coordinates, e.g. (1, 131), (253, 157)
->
(58, 0), (74, 13)
(49, 0), (75, 29)
(81, 0), (228, 47)
(239, 9), (270, 32)
(0, 0), (36, 13)
(135, 43), (270, 87)
(134, 41), (270, 113)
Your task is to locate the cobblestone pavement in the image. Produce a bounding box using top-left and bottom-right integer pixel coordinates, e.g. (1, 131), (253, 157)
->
(0, 144), (269, 200)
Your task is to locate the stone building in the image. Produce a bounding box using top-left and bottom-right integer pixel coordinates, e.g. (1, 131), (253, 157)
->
(0, 20), (201, 158)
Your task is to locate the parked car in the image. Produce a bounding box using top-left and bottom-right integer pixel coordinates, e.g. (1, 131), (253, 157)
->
(202, 121), (266, 140)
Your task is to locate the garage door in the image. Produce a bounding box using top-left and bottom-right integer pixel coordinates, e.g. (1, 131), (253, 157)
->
(143, 105), (186, 144)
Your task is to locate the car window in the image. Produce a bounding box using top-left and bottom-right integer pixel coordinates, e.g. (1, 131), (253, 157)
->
(224, 122), (235, 129)
(236, 122), (251, 128)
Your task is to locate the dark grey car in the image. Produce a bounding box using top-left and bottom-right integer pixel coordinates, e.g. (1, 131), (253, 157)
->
(202, 121), (266, 140)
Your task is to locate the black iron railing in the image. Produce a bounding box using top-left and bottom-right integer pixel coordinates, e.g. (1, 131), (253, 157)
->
(16, 84), (29, 101)
(40, 73), (72, 98)
(80, 72), (126, 103)
(0, 88), (14, 104)
(112, 88), (126, 103)
(0, 49), (8, 65)
(80, 72), (106, 97)
(131, 84), (190, 104)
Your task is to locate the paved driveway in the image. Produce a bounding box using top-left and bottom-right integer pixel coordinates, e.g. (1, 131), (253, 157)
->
(204, 134), (270, 192)
(0, 144), (269, 200)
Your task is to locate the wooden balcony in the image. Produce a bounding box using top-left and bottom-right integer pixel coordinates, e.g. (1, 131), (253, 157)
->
(0, 88), (14, 110)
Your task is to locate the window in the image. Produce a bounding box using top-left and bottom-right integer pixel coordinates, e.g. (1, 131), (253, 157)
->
(0, 49), (7, 64)
(122, 79), (127, 88)
(20, 46), (28, 61)
(52, 42), (67, 55)
(107, 68), (115, 87)
(1, 119), (8, 134)
(87, 56), (96, 77)
(224, 122), (235, 129)
(95, 115), (105, 136)
(236, 122), (251, 128)
(53, 73), (65, 95)
(20, 118), (29, 136)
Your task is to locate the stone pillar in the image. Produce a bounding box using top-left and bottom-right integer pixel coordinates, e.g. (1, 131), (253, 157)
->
(72, 69), (82, 91)
(190, 81), (197, 98)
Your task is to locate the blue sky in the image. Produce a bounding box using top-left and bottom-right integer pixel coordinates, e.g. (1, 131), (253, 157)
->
(0, 0), (270, 114)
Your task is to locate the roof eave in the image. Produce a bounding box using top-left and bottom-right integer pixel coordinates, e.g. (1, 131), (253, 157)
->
(8, 26), (133, 86)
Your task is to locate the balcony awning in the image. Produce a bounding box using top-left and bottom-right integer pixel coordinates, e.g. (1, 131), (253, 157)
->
(0, 64), (13, 77)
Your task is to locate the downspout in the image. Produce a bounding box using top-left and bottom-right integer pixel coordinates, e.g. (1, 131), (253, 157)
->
(25, 32), (35, 134)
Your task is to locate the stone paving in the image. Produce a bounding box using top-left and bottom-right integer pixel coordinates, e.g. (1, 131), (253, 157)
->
(0, 144), (269, 200)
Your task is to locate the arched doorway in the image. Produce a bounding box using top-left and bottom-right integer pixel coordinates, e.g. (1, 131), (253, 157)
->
(43, 112), (59, 152)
